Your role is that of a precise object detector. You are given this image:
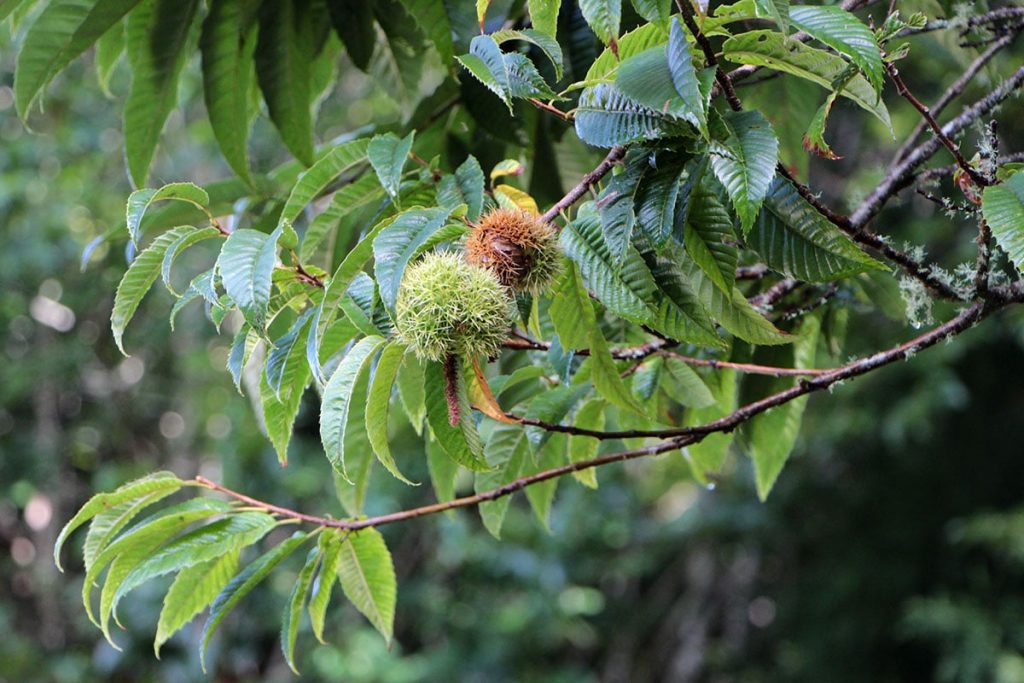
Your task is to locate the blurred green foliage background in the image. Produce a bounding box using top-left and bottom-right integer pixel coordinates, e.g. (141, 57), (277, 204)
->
(4, 5), (1024, 682)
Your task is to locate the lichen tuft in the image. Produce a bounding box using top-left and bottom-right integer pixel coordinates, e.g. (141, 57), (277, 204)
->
(464, 208), (562, 294)
(395, 251), (517, 362)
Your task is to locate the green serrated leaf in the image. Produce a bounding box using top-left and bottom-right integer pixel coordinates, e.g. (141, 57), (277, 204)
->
(788, 5), (883, 92)
(321, 336), (387, 479)
(154, 549), (239, 657)
(561, 214), (654, 324)
(549, 262), (597, 351)
(397, 0), (454, 65)
(748, 177), (884, 281)
(255, 0), (315, 166)
(569, 398), (605, 488)
(279, 138), (370, 230)
(492, 28), (564, 81)
(678, 161), (738, 297)
(337, 528), (397, 644)
(722, 30), (891, 132)
(282, 545), (321, 673)
(111, 226), (198, 355)
(200, 0), (258, 184)
(161, 226), (221, 294)
(476, 424), (529, 537)
(14, 0), (143, 119)
(54, 471), (182, 571)
(309, 530), (344, 643)
(126, 183), (210, 246)
(528, 0), (559, 38)
(368, 132), (415, 200)
(366, 342), (416, 484)
(424, 359), (490, 471)
(372, 206), (454, 313)
(708, 109), (779, 235)
(216, 227), (282, 331)
(201, 531), (309, 670)
(123, 0), (200, 188)
(575, 83), (691, 148)
(457, 35), (512, 110)
(579, 0), (620, 45)
(746, 313), (820, 499)
(982, 172), (1024, 274)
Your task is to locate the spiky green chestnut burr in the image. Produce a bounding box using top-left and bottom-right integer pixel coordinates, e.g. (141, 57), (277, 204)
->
(395, 251), (517, 362)
(464, 208), (562, 294)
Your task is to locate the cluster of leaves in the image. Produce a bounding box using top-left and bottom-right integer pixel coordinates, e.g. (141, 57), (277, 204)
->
(11, 0), (1024, 670)
(53, 472), (394, 672)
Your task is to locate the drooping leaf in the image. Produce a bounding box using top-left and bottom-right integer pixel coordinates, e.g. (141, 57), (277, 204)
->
(126, 182), (210, 246)
(123, 0), (200, 188)
(94, 19), (125, 96)
(579, 0), (620, 45)
(561, 213), (654, 324)
(161, 227), (221, 294)
(14, 0), (144, 119)
(200, 0), (258, 184)
(504, 52), (559, 100)
(746, 313), (820, 499)
(255, 0), (315, 166)
(598, 149), (649, 265)
(630, 0), (670, 23)
(525, 383), (589, 452)
(748, 177), (884, 281)
(457, 34), (512, 110)
(754, 0), (789, 35)
(367, 132), (414, 200)
(320, 336), (387, 479)
(569, 398), (605, 488)
(635, 153), (686, 247)
(337, 528), (397, 644)
(641, 249), (725, 348)
(111, 226), (198, 354)
(708, 109), (779, 236)
(674, 243), (791, 345)
(200, 531), (309, 670)
(589, 328), (647, 416)
(300, 174), (385, 262)
(660, 356), (716, 407)
(424, 359), (490, 471)
(476, 424), (529, 537)
(154, 549), (240, 657)
(982, 172), (1024, 274)
(309, 529), (344, 643)
(492, 28), (564, 81)
(82, 490), (178, 573)
(328, 0), (374, 70)
(216, 227), (282, 332)
(281, 546), (320, 673)
(528, 0), (559, 38)
(111, 512), (277, 620)
(54, 471), (182, 571)
(677, 161), (738, 297)
(397, 0), (454, 65)
(549, 262), (597, 351)
(366, 341), (416, 484)
(722, 30), (892, 132)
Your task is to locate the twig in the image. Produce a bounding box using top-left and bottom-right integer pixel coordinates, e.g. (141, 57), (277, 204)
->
(660, 351), (828, 377)
(540, 146), (627, 224)
(676, 0), (743, 112)
(527, 98), (572, 121)
(885, 61), (991, 187)
(892, 34), (1017, 165)
(193, 301), (993, 531)
(850, 66), (1024, 229)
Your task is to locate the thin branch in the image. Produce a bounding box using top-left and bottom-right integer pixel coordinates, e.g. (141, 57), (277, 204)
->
(194, 301), (993, 532)
(540, 146), (627, 224)
(527, 98), (572, 121)
(850, 66), (1024, 229)
(885, 61), (991, 187)
(677, 0), (743, 112)
(660, 351), (829, 377)
(892, 34), (1017, 165)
